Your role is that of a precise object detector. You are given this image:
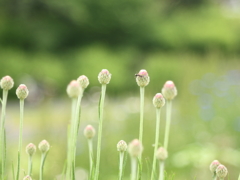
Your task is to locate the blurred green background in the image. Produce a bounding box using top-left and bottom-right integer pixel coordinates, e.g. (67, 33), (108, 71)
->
(1, 0), (240, 179)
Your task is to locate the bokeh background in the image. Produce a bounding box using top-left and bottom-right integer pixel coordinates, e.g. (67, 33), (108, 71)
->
(1, 0), (240, 179)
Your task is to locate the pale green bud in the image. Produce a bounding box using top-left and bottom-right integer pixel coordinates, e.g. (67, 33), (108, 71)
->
(0, 75), (14, 90)
(117, 140), (127, 152)
(98, 69), (111, 84)
(77, 75), (89, 89)
(153, 93), (165, 108)
(209, 160), (220, 173)
(162, 81), (177, 100)
(16, 84), (29, 99)
(26, 143), (36, 157)
(216, 164), (228, 179)
(23, 175), (32, 180)
(38, 140), (50, 153)
(84, 125), (96, 139)
(128, 139), (143, 157)
(156, 147), (168, 161)
(135, 69), (150, 87)
(66, 80), (81, 98)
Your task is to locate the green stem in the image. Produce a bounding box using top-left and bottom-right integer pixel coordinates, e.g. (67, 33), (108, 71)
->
(119, 152), (124, 180)
(27, 156), (33, 176)
(150, 108), (161, 180)
(94, 84), (106, 180)
(1, 90), (8, 180)
(131, 157), (137, 180)
(16, 99), (24, 180)
(88, 139), (93, 178)
(159, 161), (164, 180)
(163, 100), (172, 150)
(39, 153), (47, 180)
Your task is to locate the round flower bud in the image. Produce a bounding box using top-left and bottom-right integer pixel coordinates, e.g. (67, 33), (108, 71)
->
(135, 69), (150, 87)
(38, 140), (50, 153)
(156, 147), (168, 161)
(161, 81), (177, 101)
(117, 140), (128, 152)
(209, 160), (220, 173)
(128, 139), (143, 157)
(77, 75), (89, 89)
(66, 80), (81, 98)
(153, 93), (165, 108)
(23, 175), (32, 180)
(16, 84), (29, 100)
(98, 69), (111, 84)
(84, 125), (96, 139)
(216, 164), (228, 178)
(0, 76), (14, 90)
(26, 143), (36, 157)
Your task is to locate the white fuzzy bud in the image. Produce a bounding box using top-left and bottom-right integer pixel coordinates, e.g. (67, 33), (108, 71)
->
(77, 75), (89, 89)
(216, 164), (228, 179)
(128, 139), (143, 157)
(162, 80), (177, 100)
(135, 69), (150, 87)
(210, 160), (220, 173)
(84, 125), (96, 139)
(16, 84), (29, 99)
(23, 175), (32, 180)
(26, 143), (36, 157)
(98, 69), (111, 84)
(117, 140), (128, 152)
(156, 147), (168, 161)
(0, 75), (14, 90)
(66, 80), (81, 98)
(38, 140), (50, 153)
(153, 93), (165, 108)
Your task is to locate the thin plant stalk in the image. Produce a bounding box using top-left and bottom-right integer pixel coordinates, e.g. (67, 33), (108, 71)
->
(163, 100), (172, 150)
(118, 152), (124, 180)
(0, 90), (8, 180)
(159, 161), (164, 180)
(131, 157), (137, 180)
(150, 108), (161, 180)
(16, 99), (24, 180)
(95, 84), (106, 180)
(87, 139), (94, 178)
(27, 156), (33, 176)
(39, 152), (48, 180)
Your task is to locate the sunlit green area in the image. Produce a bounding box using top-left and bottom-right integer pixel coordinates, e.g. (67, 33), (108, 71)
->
(1, 0), (240, 179)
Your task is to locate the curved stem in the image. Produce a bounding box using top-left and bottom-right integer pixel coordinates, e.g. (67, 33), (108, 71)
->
(1, 90), (8, 180)
(151, 108), (161, 180)
(16, 99), (24, 180)
(95, 84), (106, 180)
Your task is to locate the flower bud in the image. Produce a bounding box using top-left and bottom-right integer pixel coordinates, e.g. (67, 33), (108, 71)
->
(161, 81), (177, 101)
(0, 76), (14, 90)
(16, 84), (29, 100)
(66, 80), (81, 98)
(216, 164), (228, 178)
(98, 69), (111, 84)
(135, 69), (150, 87)
(26, 143), (36, 157)
(156, 147), (168, 161)
(209, 160), (220, 173)
(117, 140), (128, 152)
(23, 175), (32, 180)
(77, 75), (89, 89)
(84, 125), (96, 139)
(128, 139), (143, 157)
(153, 93), (165, 108)
(38, 140), (50, 153)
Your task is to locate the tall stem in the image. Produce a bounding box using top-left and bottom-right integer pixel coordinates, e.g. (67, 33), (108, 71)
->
(87, 139), (93, 178)
(1, 90), (8, 180)
(95, 84), (106, 180)
(150, 108), (161, 180)
(159, 161), (164, 180)
(163, 100), (172, 150)
(16, 99), (24, 180)
(131, 157), (137, 180)
(119, 152), (124, 180)
(39, 153), (47, 180)
(27, 156), (33, 176)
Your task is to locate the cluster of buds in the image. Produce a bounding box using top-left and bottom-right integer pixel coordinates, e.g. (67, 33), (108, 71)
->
(84, 125), (96, 139)
(0, 75), (14, 90)
(161, 81), (177, 101)
(135, 69), (150, 87)
(210, 160), (228, 179)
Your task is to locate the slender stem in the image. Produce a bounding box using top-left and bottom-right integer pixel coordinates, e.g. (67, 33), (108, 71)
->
(1, 90), (8, 180)
(159, 161), (164, 180)
(39, 153), (47, 180)
(16, 99), (24, 180)
(163, 100), (172, 150)
(119, 152), (124, 180)
(27, 156), (33, 176)
(95, 84), (106, 180)
(151, 108), (161, 180)
(131, 157), (137, 180)
(88, 139), (93, 177)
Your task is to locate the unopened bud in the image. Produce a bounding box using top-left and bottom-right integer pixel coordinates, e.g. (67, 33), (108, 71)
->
(117, 140), (127, 152)
(77, 75), (89, 89)
(128, 139), (143, 157)
(98, 69), (111, 84)
(216, 164), (228, 178)
(156, 147), (168, 161)
(38, 140), (50, 153)
(210, 160), (220, 173)
(0, 76), (14, 90)
(84, 125), (96, 139)
(26, 143), (36, 157)
(153, 93), (165, 108)
(23, 175), (32, 180)
(135, 69), (150, 87)
(16, 84), (29, 99)
(66, 80), (81, 98)
(161, 81), (177, 100)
